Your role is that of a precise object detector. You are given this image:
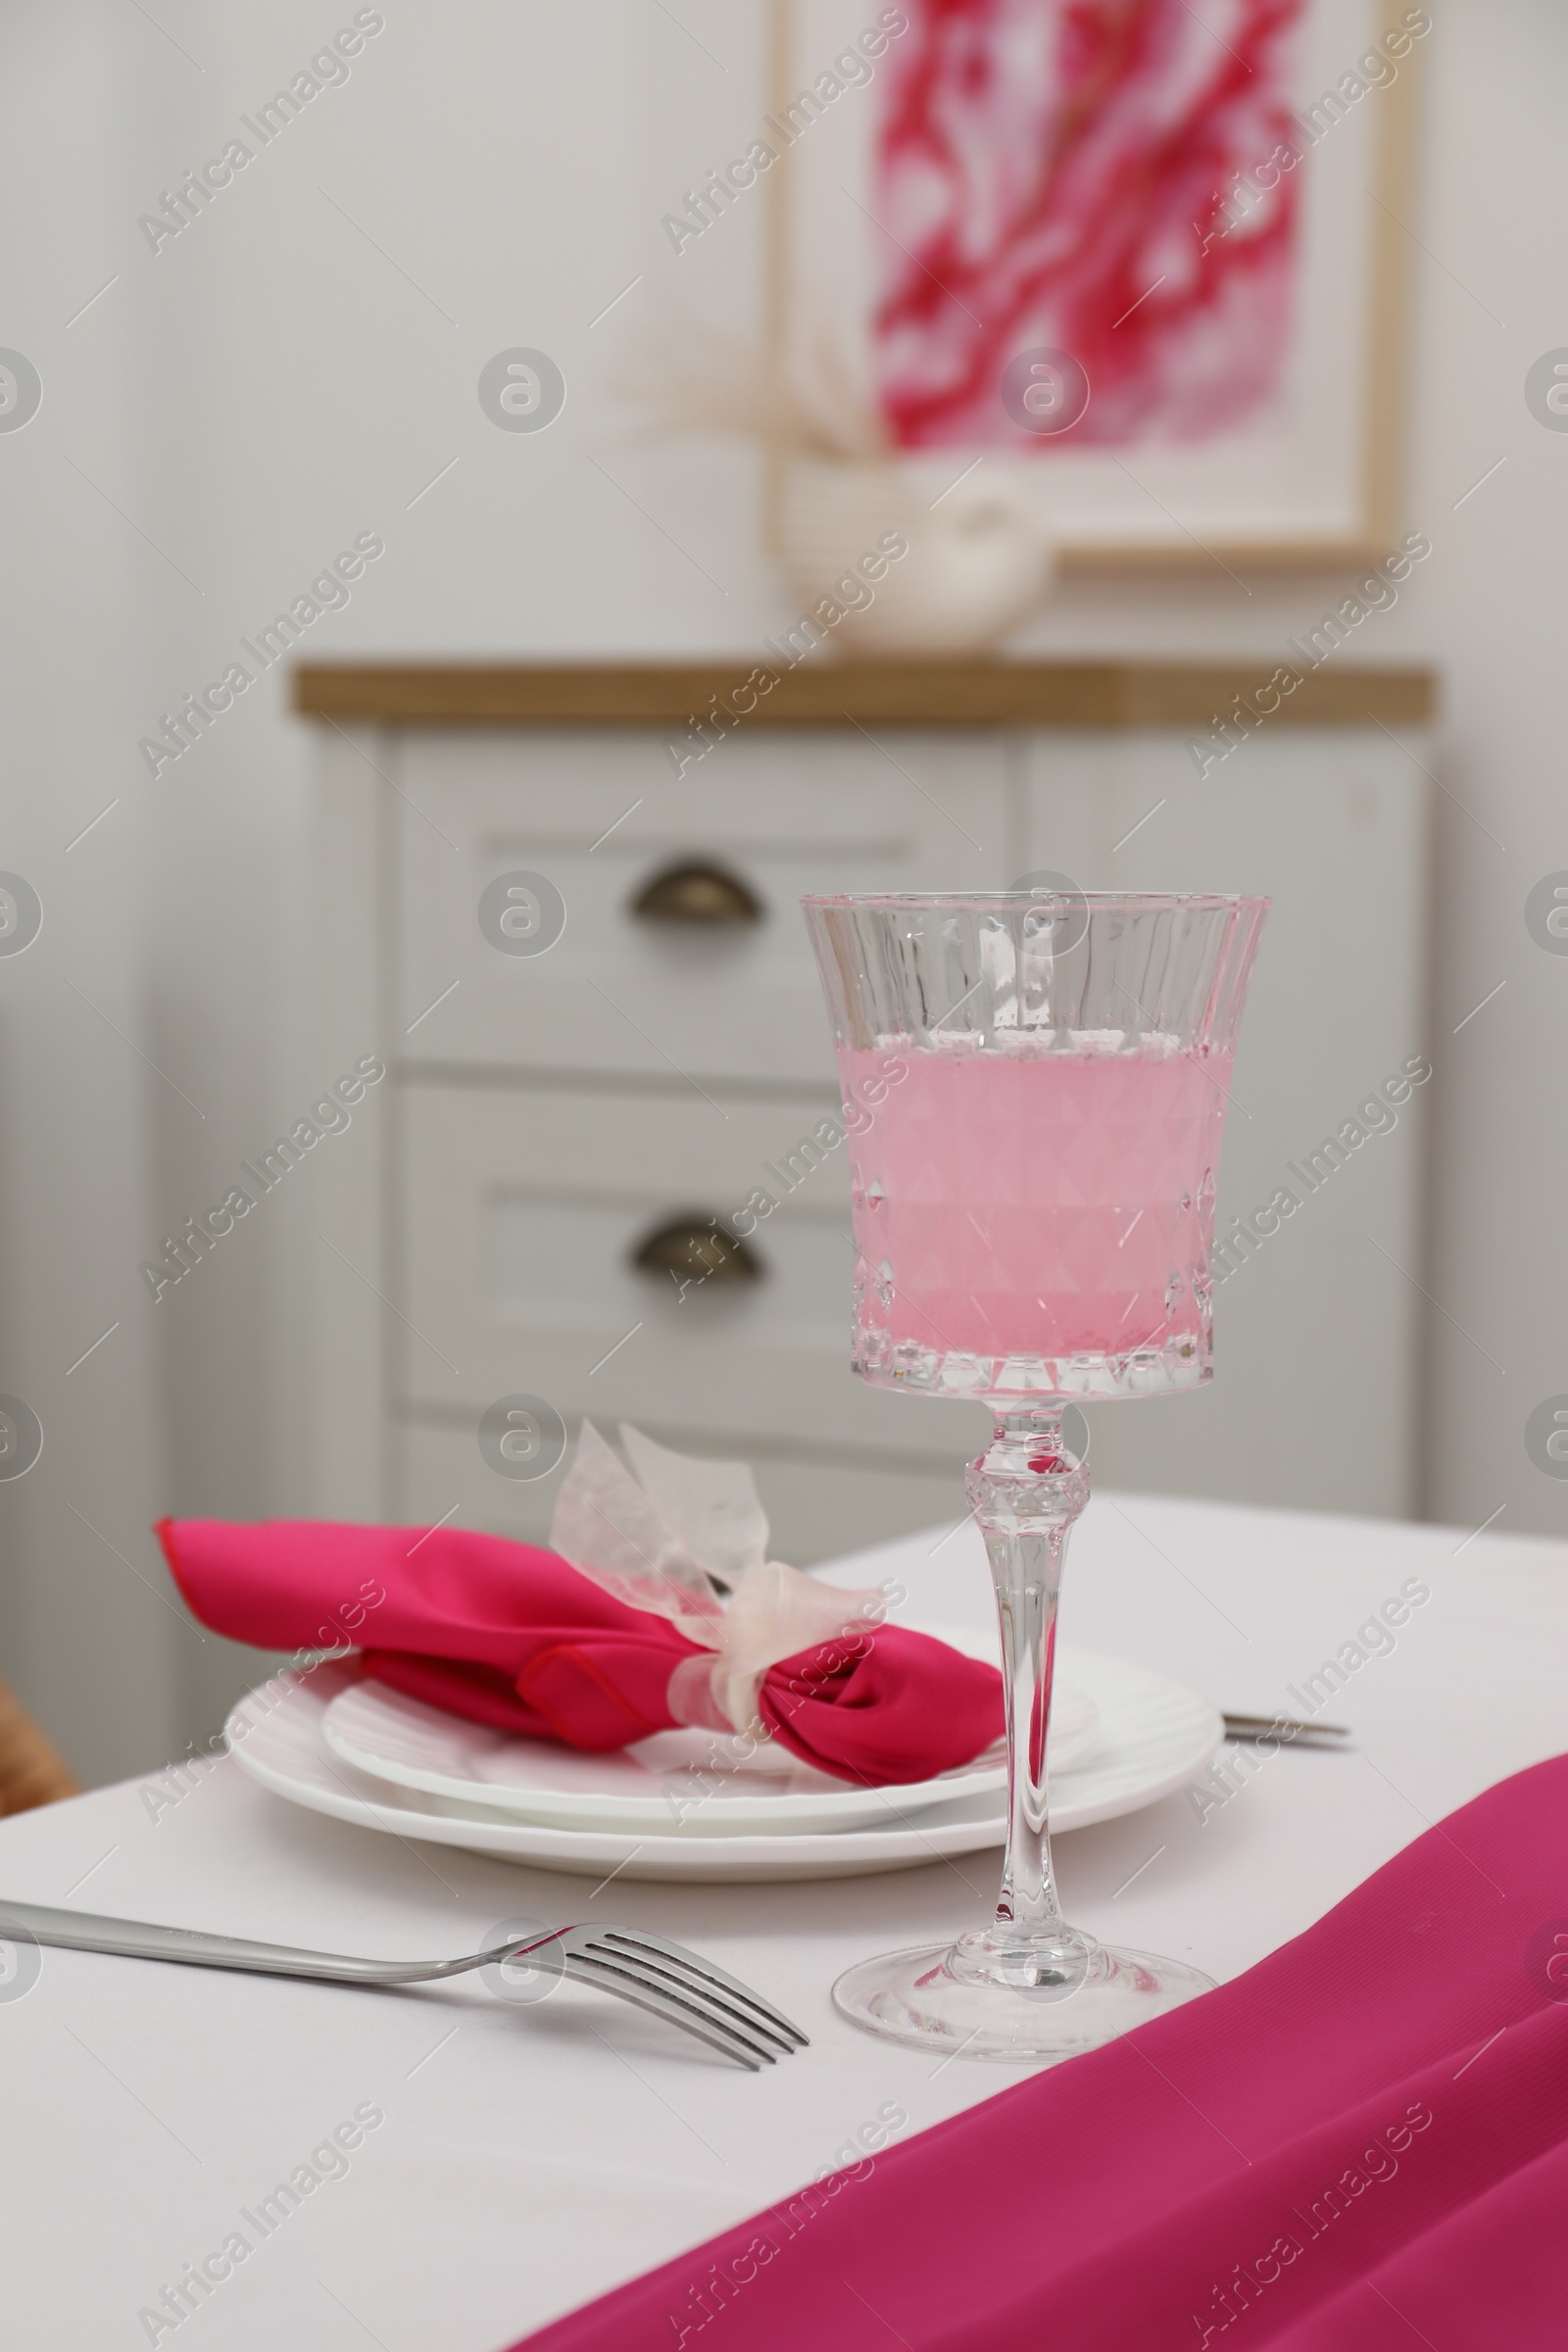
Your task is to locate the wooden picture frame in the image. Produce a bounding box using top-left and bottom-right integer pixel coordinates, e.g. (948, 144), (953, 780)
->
(765, 0), (1422, 573)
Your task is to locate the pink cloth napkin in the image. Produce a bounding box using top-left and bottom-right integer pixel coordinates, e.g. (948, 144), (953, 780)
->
(513, 1752), (1568, 2350)
(155, 1517), (1004, 1786)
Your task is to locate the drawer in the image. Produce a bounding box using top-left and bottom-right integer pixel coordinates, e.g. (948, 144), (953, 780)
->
(395, 1078), (979, 1469)
(394, 1420), (966, 1570)
(391, 730), (1014, 1080)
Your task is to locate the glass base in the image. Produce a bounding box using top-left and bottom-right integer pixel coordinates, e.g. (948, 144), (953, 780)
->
(832, 1934), (1215, 2063)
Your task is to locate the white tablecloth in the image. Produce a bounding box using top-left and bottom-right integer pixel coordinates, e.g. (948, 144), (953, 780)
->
(2, 1493), (1562, 2350)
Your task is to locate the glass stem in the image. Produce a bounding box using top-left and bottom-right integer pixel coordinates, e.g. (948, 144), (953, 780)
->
(963, 1410), (1090, 1965)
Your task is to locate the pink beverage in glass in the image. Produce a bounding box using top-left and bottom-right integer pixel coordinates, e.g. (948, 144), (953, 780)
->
(839, 1038), (1233, 1394)
(807, 892), (1267, 2062)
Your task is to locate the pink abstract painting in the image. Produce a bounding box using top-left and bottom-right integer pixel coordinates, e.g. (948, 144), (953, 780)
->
(874, 0), (1309, 448)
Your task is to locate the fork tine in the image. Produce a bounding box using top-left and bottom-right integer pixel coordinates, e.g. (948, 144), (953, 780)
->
(582, 1936), (797, 2058)
(563, 1951), (769, 2070)
(595, 1927), (808, 2049)
(570, 1943), (778, 2068)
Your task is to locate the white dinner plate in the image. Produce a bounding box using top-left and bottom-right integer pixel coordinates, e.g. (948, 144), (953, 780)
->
(225, 1650), (1222, 1883)
(316, 1624), (1100, 1838)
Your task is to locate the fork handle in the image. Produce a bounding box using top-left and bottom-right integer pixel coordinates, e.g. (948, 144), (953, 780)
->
(0, 1900), (448, 1985)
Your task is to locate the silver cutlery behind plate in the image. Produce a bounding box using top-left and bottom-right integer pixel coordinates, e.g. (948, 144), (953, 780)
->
(0, 1902), (806, 2071)
(1222, 1713), (1350, 1748)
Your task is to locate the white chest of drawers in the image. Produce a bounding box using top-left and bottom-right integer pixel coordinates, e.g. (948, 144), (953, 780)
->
(296, 660), (1435, 1561)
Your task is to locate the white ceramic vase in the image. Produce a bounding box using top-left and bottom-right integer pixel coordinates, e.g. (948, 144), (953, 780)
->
(776, 458), (1054, 657)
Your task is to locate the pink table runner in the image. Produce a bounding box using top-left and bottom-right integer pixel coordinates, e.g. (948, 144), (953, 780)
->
(515, 1754), (1568, 2349)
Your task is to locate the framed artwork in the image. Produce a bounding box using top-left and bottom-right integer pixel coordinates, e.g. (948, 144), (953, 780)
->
(768, 0), (1423, 569)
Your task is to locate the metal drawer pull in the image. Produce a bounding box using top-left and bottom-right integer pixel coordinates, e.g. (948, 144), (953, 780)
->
(630, 1214), (764, 1292)
(630, 859), (764, 928)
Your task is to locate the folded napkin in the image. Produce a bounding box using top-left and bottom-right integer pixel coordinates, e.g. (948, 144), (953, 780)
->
(156, 1423), (1003, 1786)
(514, 1751), (1568, 2350)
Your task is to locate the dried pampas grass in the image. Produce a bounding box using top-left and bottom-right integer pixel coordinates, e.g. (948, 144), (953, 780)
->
(610, 314), (889, 462)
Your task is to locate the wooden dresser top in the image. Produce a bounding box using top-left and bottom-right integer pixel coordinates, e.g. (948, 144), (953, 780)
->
(294, 660), (1434, 731)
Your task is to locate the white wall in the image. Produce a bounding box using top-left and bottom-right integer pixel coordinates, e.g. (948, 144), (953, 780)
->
(0, 2), (176, 1784)
(0, 0), (1562, 1784)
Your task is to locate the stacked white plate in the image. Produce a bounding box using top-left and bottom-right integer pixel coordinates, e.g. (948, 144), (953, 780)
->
(225, 1625), (1223, 1884)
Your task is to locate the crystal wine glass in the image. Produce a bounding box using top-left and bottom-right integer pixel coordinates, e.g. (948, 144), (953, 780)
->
(802, 890), (1269, 2061)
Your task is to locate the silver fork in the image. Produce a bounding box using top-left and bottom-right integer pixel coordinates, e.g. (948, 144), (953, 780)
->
(0, 1901), (807, 2072)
